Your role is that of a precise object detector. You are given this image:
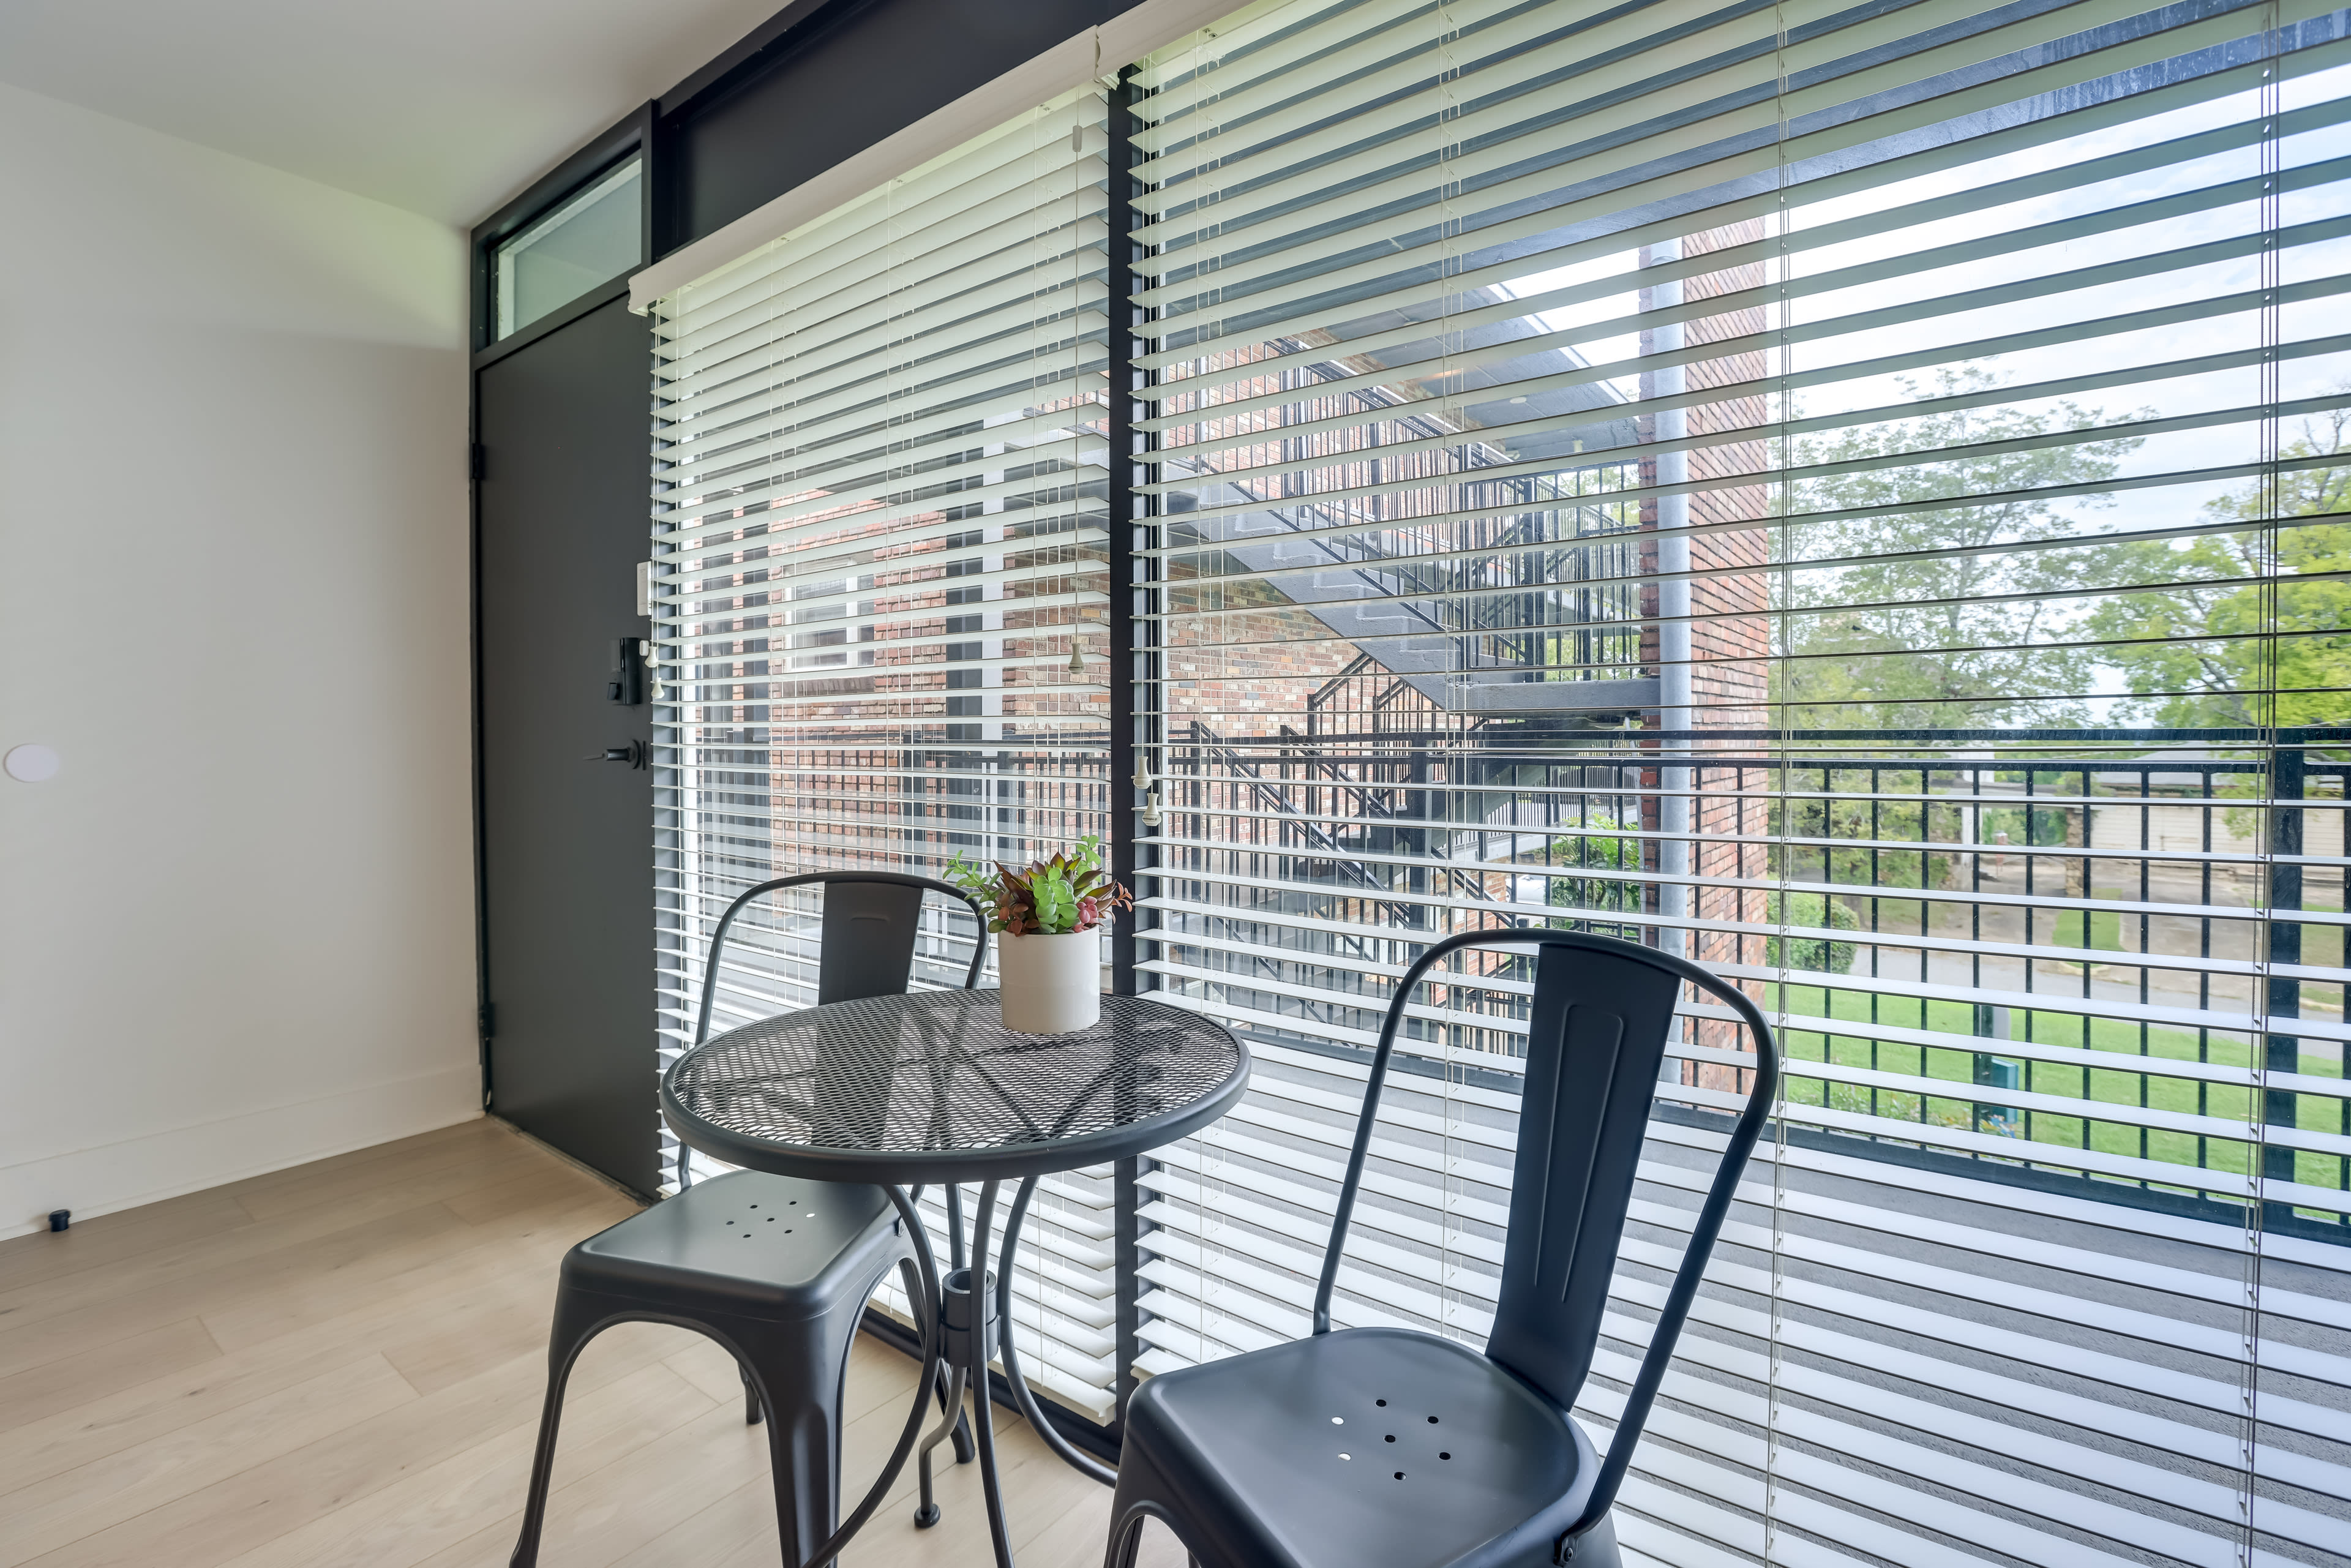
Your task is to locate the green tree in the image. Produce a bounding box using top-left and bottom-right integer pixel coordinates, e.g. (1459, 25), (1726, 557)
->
(2086, 403), (2351, 727)
(1777, 367), (2147, 727)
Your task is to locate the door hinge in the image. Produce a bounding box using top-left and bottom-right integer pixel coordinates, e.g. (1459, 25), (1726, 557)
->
(479, 1000), (497, 1039)
(470, 443), (487, 482)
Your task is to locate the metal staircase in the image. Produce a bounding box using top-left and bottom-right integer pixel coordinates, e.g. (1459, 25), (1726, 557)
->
(1154, 293), (1657, 716)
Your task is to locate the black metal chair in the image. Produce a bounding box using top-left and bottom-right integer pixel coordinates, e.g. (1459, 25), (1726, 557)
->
(1104, 931), (1777, 1568)
(510, 872), (986, 1568)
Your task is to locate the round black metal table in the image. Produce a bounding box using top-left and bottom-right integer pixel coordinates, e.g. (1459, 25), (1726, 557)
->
(661, 989), (1250, 1568)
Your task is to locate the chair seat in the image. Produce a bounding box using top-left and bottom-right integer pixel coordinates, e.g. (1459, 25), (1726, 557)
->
(564, 1170), (901, 1321)
(1123, 1327), (1599, 1568)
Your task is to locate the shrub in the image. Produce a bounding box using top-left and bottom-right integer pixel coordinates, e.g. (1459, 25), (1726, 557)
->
(1764, 890), (1861, 974)
(1538, 817), (1643, 918)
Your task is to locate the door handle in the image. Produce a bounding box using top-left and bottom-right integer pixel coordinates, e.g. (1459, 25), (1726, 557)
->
(608, 637), (646, 705)
(581, 741), (648, 769)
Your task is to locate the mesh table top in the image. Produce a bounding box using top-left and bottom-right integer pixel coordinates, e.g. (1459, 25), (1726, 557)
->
(661, 991), (1251, 1184)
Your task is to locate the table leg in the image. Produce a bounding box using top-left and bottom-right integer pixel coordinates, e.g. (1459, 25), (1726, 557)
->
(912, 1364), (966, 1527)
(906, 1187), (975, 1474)
(963, 1180), (1018, 1568)
(996, 1177), (1116, 1487)
(922, 1175), (1117, 1567)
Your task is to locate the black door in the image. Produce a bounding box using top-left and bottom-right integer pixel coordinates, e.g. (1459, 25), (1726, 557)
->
(476, 294), (654, 1193)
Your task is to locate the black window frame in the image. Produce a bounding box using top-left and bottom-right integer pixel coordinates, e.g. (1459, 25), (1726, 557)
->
(468, 104), (652, 363)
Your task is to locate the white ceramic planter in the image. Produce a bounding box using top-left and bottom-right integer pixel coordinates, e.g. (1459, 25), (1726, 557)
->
(997, 930), (1101, 1033)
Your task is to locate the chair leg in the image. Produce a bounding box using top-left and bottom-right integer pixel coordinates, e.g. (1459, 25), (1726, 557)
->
(730, 1307), (864, 1568)
(509, 1293), (607, 1568)
(1104, 1507), (1151, 1568)
(743, 1364), (763, 1425)
(761, 1394), (829, 1568)
(1104, 1433), (1210, 1568)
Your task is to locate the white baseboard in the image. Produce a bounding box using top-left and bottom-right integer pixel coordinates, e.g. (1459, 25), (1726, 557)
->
(0, 1065), (484, 1240)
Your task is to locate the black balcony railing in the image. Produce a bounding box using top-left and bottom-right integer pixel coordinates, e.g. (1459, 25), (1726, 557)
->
(1152, 720), (2351, 1235)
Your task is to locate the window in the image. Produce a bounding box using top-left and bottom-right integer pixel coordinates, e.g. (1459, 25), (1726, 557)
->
(1125, 1), (2350, 1564)
(639, 0), (2350, 1554)
(648, 89), (1116, 1417)
(495, 157), (643, 339)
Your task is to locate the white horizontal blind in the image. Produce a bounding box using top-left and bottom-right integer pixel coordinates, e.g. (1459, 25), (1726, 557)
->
(1125, 1), (2351, 1565)
(648, 86), (1120, 1417)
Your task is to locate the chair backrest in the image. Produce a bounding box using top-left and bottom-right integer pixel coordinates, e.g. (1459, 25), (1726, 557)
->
(1490, 938), (1687, 1408)
(814, 879), (934, 1005)
(1310, 929), (1775, 1548)
(678, 871), (988, 1189)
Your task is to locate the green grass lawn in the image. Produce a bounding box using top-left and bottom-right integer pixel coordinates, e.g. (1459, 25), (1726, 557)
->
(2298, 901), (2345, 972)
(2042, 902), (2344, 969)
(2046, 907), (2123, 952)
(1769, 982), (2348, 1196)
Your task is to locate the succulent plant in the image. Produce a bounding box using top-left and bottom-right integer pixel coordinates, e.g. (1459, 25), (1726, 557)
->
(944, 835), (1132, 936)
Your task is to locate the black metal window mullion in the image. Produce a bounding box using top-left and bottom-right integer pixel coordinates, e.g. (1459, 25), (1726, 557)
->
(1108, 61), (1154, 1432)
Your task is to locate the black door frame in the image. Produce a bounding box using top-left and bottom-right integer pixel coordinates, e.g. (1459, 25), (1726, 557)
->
(467, 105), (649, 1126)
(473, 294), (659, 1191)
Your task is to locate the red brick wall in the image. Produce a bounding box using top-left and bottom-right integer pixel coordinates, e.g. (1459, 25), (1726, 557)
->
(1681, 220), (1772, 735)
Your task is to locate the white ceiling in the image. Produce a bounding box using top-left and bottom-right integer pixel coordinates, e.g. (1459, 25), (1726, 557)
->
(0, 0), (787, 227)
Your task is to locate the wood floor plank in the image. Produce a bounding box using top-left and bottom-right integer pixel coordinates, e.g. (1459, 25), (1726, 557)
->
(373, 1264), (571, 1399)
(1016, 1495), (1192, 1568)
(1, 1313), (414, 1491)
(0, 1201), (476, 1374)
(507, 1394), (801, 1567)
(419, 1344), (1077, 1568)
(438, 1158), (627, 1226)
(222, 1122), (512, 1220)
(840, 1333), (928, 1424)
(229, 1124), (511, 1202)
(700, 1407), (1112, 1568)
(197, 1193), (623, 1354)
(17, 1330), (668, 1568)
(0, 1204), (612, 1480)
(594, 1473), (777, 1568)
(0, 1318), (223, 1434)
(223, 1135), (553, 1236)
(0, 1353), (418, 1566)
(212, 1345), (718, 1568)
(658, 1327), (754, 1406)
(0, 1155), (541, 1340)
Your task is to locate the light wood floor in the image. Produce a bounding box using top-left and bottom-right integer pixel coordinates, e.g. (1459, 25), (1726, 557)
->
(0, 1119), (1183, 1568)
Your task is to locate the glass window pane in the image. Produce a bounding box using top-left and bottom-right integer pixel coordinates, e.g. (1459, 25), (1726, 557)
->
(494, 157), (642, 340)
(645, 90), (1116, 1409)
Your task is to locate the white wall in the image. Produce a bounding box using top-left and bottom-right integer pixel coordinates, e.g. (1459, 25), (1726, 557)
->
(0, 84), (479, 1238)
